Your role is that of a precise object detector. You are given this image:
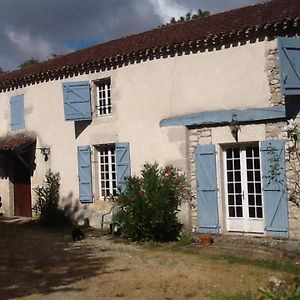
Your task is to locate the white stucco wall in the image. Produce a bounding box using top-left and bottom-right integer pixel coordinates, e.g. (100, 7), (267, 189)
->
(0, 39), (274, 222)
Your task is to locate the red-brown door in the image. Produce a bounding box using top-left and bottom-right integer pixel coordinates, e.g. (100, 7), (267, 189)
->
(14, 182), (32, 217)
(13, 156), (32, 217)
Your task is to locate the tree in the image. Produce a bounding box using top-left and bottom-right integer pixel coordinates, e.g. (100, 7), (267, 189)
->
(18, 58), (39, 69)
(167, 8), (210, 26)
(198, 9), (210, 17)
(0, 67), (4, 74)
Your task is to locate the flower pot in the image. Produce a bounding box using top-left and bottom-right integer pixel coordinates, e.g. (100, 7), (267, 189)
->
(200, 234), (213, 246)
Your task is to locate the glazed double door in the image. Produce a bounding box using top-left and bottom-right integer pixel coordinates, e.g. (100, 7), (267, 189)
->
(224, 145), (264, 233)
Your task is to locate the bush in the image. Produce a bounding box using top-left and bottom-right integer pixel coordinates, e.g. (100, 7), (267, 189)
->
(179, 233), (193, 246)
(33, 169), (71, 225)
(117, 163), (188, 241)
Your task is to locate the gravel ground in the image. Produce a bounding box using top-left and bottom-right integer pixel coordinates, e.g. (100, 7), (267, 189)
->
(1, 217), (299, 300)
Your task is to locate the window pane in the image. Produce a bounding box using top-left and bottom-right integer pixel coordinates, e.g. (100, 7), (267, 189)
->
(254, 159), (260, 169)
(228, 195), (234, 205)
(257, 207), (263, 218)
(248, 183), (254, 193)
(246, 147), (252, 157)
(247, 171), (253, 181)
(246, 159), (253, 169)
(248, 195), (255, 206)
(235, 183), (241, 193)
(256, 195), (262, 206)
(236, 194), (242, 206)
(255, 183), (261, 193)
(226, 149), (232, 159)
(235, 171), (241, 181)
(227, 160), (233, 170)
(234, 159), (240, 169)
(233, 148), (240, 158)
(228, 183), (234, 193)
(236, 207), (243, 217)
(229, 207), (235, 217)
(249, 207), (255, 218)
(255, 171), (261, 181)
(227, 171), (233, 182)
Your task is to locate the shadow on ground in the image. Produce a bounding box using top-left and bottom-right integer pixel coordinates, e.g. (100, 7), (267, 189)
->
(0, 217), (112, 300)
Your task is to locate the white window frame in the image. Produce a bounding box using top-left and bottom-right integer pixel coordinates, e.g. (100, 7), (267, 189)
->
(95, 78), (112, 116)
(223, 143), (264, 234)
(97, 144), (117, 199)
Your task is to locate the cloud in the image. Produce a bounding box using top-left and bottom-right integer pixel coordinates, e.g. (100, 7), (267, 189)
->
(0, 0), (263, 71)
(149, 0), (190, 22)
(5, 28), (54, 62)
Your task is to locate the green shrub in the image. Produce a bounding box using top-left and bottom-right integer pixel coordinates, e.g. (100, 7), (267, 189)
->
(33, 169), (71, 225)
(179, 233), (193, 246)
(117, 163), (188, 242)
(259, 285), (300, 300)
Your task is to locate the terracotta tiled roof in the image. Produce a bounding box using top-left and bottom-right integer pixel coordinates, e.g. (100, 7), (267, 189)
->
(0, 133), (36, 150)
(1, 0), (300, 91)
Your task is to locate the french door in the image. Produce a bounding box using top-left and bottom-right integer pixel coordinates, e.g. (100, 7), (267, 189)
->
(224, 145), (264, 233)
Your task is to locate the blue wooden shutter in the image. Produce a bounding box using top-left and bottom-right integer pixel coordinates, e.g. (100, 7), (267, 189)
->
(195, 144), (219, 234)
(116, 142), (131, 192)
(77, 146), (93, 203)
(278, 37), (300, 96)
(10, 95), (25, 130)
(63, 81), (91, 121)
(261, 140), (288, 238)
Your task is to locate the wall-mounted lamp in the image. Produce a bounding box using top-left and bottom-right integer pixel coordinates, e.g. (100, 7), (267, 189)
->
(40, 147), (50, 161)
(229, 115), (240, 142)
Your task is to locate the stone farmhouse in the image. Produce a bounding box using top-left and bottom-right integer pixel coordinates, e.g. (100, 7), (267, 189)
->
(0, 0), (300, 238)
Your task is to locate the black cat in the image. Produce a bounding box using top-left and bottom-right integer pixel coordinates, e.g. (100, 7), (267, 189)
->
(72, 227), (85, 241)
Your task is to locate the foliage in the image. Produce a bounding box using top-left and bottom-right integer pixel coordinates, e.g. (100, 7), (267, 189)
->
(18, 58), (39, 69)
(265, 146), (283, 186)
(179, 233), (193, 246)
(117, 163), (188, 242)
(284, 118), (300, 206)
(33, 169), (71, 225)
(284, 119), (299, 145)
(259, 284), (300, 300)
(0, 67), (4, 74)
(159, 8), (210, 28)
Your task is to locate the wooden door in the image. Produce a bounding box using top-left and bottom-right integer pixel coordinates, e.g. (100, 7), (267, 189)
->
(13, 156), (32, 217)
(14, 182), (32, 217)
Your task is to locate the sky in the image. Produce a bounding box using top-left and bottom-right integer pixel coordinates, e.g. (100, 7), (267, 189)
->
(0, 0), (263, 72)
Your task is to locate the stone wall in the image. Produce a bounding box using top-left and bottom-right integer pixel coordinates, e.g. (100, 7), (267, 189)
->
(265, 43), (300, 240)
(265, 44), (284, 106)
(188, 128), (212, 232)
(187, 41), (300, 239)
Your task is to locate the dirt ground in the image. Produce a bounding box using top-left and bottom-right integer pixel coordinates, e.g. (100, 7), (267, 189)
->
(0, 217), (299, 300)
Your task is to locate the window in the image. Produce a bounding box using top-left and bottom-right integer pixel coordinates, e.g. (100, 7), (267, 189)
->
(97, 144), (117, 198)
(10, 95), (25, 130)
(96, 79), (111, 116)
(224, 144), (264, 234)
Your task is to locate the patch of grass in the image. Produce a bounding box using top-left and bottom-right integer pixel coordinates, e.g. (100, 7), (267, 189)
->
(155, 243), (300, 275)
(208, 291), (254, 300)
(212, 254), (300, 275)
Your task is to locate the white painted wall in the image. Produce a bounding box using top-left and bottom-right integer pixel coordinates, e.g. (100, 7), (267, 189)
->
(0, 39), (273, 221)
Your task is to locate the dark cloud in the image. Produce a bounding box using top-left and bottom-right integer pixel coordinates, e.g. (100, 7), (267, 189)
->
(0, 0), (262, 71)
